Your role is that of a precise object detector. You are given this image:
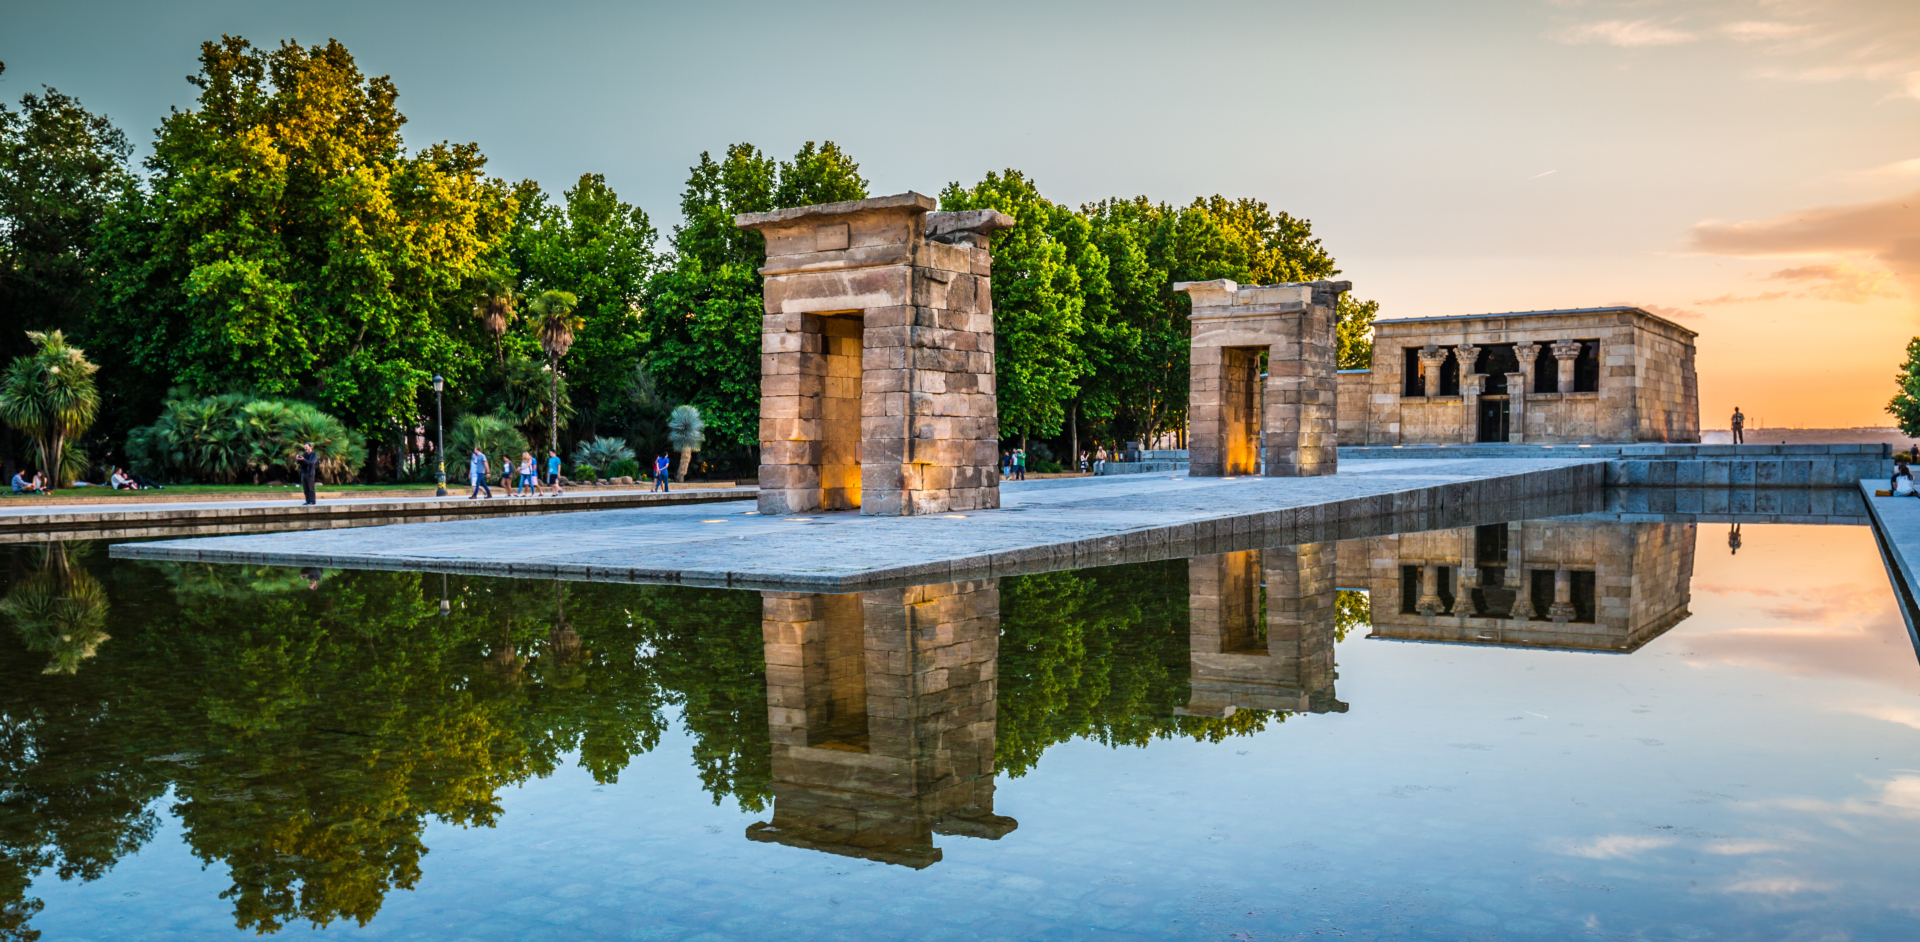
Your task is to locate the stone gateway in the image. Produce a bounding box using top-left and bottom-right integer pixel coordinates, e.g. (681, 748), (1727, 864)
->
(737, 193), (1013, 516)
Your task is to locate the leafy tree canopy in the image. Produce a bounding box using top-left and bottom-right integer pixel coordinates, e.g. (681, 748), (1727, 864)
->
(89, 37), (518, 439)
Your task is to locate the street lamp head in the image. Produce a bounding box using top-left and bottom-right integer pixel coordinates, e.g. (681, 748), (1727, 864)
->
(432, 374), (444, 393)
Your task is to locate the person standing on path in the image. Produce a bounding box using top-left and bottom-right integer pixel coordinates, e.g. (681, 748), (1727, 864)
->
(469, 446), (492, 499)
(1014, 448), (1027, 481)
(1730, 407), (1745, 444)
(295, 443), (320, 505)
(547, 449), (564, 496)
(652, 453), (671, 492)
(499, 454), (514, 494)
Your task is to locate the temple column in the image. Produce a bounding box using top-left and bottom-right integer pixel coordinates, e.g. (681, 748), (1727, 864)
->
(1549, 569), (1575, 622)
(1550, 340), (1582, 393)
(1416, 563), (1444, 616)
(1417, 345), (1448, 398)
(1506, 371), (1529, 443)
(1456, 343), (1481, 443)
(1507, 523), (1530, 619)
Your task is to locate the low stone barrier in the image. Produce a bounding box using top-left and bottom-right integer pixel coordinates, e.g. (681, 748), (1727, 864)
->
(1340, 443), (1891, 488)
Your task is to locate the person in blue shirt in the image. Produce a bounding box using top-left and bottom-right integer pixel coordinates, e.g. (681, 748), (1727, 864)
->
(653, 453), (671, 492)
(547, 449), (564, 496)
(469, 447), (492, 499)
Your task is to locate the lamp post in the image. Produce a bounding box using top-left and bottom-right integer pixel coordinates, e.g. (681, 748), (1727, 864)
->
(433, 374), (446, 497)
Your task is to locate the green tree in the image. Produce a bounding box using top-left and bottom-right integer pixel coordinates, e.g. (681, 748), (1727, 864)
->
(668, 404), (704, 481)
(89, 37), (518, 445)
(0, 331), (100, 486)
(509, 175), (659, 441)
(1337, 295), (1378, 370)
(1889, 337), (1920, 436)
(939, 170), (1088, 443)
(0, 75), (135, 378)
(529, 290), (581, 456)
(643, 142), (868, 456)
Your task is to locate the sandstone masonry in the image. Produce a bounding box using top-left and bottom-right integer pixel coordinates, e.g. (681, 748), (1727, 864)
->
(737, 193), (1013, 516)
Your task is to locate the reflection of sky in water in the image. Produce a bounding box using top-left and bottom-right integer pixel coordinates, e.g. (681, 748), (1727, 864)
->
(12, 522), (1920, 941)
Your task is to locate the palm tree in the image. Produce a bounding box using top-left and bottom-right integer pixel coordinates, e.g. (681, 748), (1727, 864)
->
(529, 290), (581, 460)
(473, 280), (518, 366)
(0, 331), (100, 487)
(0, 541), (110, 675)
(668, 404), (704, 482)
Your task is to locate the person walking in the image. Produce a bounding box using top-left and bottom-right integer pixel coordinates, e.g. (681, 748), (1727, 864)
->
(469, 446), (492, 499)
(547, 449), (564, 496)
(499, 453), (514, 494)
(295, 443), (320, 505)
(1014, 448), (1027, 481)
(1730, 406), (1745, 445)
(652, 453), (671, 492)
(518, 451), (539, 496)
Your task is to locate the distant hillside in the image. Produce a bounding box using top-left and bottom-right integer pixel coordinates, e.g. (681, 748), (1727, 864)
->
(1701, 427), (1912, 447)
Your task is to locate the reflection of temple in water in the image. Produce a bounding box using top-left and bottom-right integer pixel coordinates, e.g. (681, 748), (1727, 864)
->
(1181, 545), (1347, 718)
(1339, 520), (1696, 653)
(750, 581), (1016, 868)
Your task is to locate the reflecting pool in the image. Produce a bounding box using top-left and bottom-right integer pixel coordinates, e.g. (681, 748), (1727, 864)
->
(4, 516), (1918, 940)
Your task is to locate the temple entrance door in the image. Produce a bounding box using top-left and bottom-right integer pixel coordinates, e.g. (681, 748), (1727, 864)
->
(820, 314), (864, 509)
(1222, 347), (1265, 475)
(1477, 397), (1510, 443)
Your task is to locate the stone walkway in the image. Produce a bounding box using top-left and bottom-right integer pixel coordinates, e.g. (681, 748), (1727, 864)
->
(2, 485), (751, 542)
(111, 458), (1605, 589)
(1859, 479), (1920, 648)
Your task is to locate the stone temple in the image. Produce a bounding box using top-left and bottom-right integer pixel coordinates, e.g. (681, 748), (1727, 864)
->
(1339, 306), (1700, 445)
(737, 193), (1012, 516)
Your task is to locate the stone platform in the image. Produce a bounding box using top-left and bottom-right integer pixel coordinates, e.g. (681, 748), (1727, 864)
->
(110, 458), (1606, 590)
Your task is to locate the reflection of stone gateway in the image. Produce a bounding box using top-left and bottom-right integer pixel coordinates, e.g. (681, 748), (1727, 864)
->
(1182, 546), (1347, 717)
(1341, 520), (1697, 653)
(751, 580), (1015, 868)
(737, 194), (1015, 516)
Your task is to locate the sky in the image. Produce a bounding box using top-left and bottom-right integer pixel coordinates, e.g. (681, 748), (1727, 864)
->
(4, 0), (1917, 428)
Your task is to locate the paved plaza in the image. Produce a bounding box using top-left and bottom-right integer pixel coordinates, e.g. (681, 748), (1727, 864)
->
(111, 457), (1605, 588)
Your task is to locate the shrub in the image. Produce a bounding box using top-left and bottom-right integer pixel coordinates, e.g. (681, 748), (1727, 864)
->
(447, 413), (528, 471)
(606, 457), (640, 480)
(127, 392), (366, 483)
(571, 436), (634, 473)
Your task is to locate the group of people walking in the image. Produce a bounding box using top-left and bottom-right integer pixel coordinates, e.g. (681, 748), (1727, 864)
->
(468, 448), (565, 499)
(1002, 449), (1028, 480)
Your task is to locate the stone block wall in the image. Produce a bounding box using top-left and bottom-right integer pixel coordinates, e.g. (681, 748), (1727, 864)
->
(751, 579), (1012, 867)
(1349, 307), (1698, 446)
(1181, 279), (1350, 477)
(738, 194), (1012, 516)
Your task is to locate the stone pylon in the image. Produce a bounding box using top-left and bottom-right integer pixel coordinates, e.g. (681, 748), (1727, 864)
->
(1180, 279), (1351, 477)
(736, 193), (1013, 516)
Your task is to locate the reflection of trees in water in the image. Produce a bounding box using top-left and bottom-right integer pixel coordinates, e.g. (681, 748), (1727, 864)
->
(1, 542), (110, 675)
(995, 561), (1277, 779)
(1335, 589), (1370, 642)
(0, 548), (1266, 937)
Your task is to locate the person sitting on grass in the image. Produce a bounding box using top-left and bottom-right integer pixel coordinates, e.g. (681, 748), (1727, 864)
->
(11, 468), (45, 494)
(110, 467), (140, 490)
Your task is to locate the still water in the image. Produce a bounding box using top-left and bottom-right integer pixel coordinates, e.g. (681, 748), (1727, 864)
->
(3, 517), (1918, 941)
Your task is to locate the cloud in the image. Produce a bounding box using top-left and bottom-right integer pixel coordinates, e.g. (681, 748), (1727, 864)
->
(1689, 190), (1920, 298)
(1723, 877), (1837, 894)
(1642, 303), (1701, 320)
(1704, 840), (1788, 855)
(1720, 21), (1813, 43)
(1693, 290), (1791, 306)
(1557, 20), (1697, 47)
(1766, 261), (1900, 302)
(1558, 834), (1677, 858)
